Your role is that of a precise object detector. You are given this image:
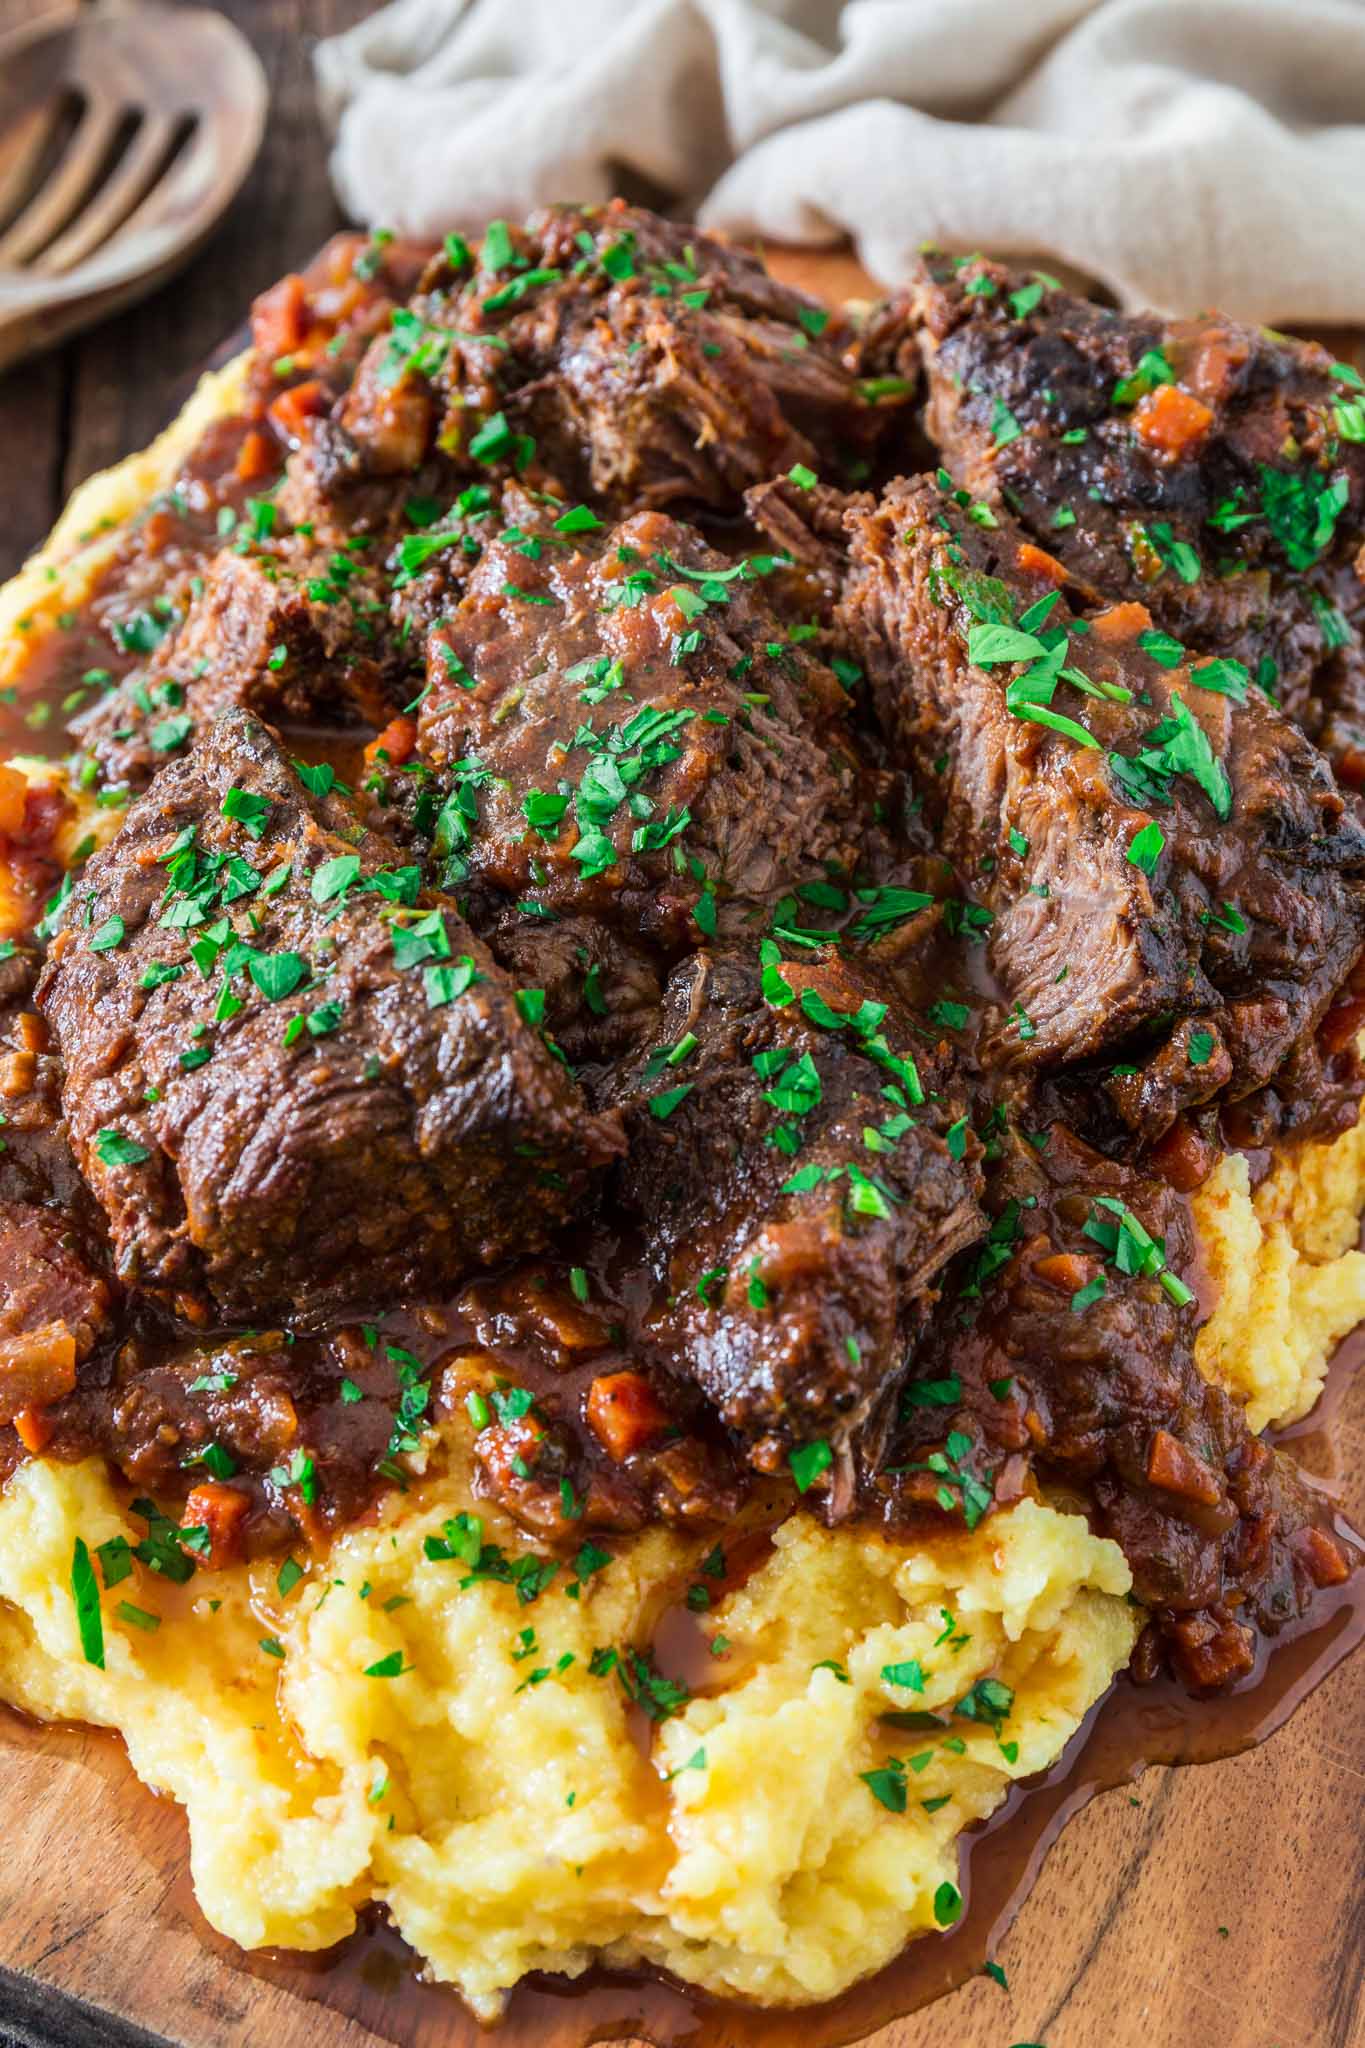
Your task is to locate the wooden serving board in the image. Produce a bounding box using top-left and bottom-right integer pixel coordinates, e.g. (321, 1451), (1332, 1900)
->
(1, 245), (1364, 2048)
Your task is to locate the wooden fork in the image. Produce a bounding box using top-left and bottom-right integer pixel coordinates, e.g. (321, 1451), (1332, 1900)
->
(0, 0), (267, 373)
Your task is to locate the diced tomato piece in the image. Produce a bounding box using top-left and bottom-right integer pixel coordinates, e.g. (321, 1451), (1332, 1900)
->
(181, 1480), (251, 1570)
(1295, 1524), (1351, 1588)
(266, 378), (328, 447)
(251, 273), (309, 362)
(585, 1372), (670, 1461)
(1032, 1250), (1094, 1294)
(1182, 328), (1247, 406)
(1149, 1117), (1217, 1193)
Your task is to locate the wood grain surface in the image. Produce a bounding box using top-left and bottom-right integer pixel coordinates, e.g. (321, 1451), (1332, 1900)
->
(0, 6), (1362, 2046)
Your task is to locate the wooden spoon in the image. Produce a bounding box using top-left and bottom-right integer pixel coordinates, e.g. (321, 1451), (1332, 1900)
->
(0, 0), (267, 374)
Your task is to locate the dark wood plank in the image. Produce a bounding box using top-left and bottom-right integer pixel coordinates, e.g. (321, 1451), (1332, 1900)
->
(0, 0), (371, 580)
(59, 0), (371, 496)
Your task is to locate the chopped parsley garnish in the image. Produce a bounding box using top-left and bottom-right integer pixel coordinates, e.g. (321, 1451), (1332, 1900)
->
(94, 1129), (150, 1168)
(1113, 346), (1173, 407)
(790, 1440), (833, 1493)
(1258, 463), (1349, 570)
(1083, 1195), (1194, 1307)
(71, 1539), (104, 1669)
(1126, 820), (1165, 875)
(860, 1760), (908, 1812)
(619, 1649), (689, 1722)
(220, 786), (272, 839)
(1188, 1029), (1215, 1067)
(933, 1880), (963, 1926)
(1190, 657), (1249, 702)
(364, 1651), (411, 1678)
(1108, 694), (1231, 821)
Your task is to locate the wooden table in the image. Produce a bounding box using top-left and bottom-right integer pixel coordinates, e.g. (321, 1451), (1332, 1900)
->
(0, 4), (1362, 2045)
(0, 0), (368, 584)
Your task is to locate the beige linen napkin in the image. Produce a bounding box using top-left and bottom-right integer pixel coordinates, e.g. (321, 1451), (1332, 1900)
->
(315, 0), (1365, 318)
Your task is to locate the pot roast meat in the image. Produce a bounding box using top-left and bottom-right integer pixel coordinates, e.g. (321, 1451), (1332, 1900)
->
(413, 488), (869, 944)
(615, 946), (984, 1486)
(890, 252), (1365, 749)
(71, 546), (409, 793)
(839, 473), (1365, 1138)
(312, 200), (894, 523)
(36, 711), (622, 1323)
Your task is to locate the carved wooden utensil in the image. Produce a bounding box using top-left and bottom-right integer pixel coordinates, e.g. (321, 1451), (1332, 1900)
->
(0, 0), (266, 373)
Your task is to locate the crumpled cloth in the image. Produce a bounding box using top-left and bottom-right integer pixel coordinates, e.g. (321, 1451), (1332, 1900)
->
(315, 0), (1365, 320)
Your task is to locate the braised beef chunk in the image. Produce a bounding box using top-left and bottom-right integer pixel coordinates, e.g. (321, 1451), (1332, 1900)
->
(412, 490), (868, 943)
(883, 1127), (1350, 1692)
(482, 911), (662, 1085)
(839, 474), (1365, 1138)
(36, 711), (622, 1322)
(615, 947), (984, 1483)
(895, 253), (1365, 748)
(72, 546), (407, 792)
(314, 202), (892, 523)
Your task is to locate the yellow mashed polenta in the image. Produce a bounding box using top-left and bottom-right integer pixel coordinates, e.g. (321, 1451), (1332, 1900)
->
(0, 1452), (1136, 2016)
(3, 358), (1365, 2018)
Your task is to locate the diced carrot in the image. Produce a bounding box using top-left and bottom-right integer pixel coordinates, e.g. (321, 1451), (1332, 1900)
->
(585, 1371), (671, 1461)
(364, 715), (418, 771)
(182, 1480), (251, 1570)
(13, 1407), (55, 1454)
(0, 1323), (77, 1424)
(1088, 601), (1152, 644)
(266, 378), (328, 447)
(1032, 1250), (1094, 1294)
(1133, 384), (1214, 460)
(235, 428), (276, 484)
(1015, 541), (1067, 583)
(251, 273), (309, 362)
(1146, 1428), (1222, 1507)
